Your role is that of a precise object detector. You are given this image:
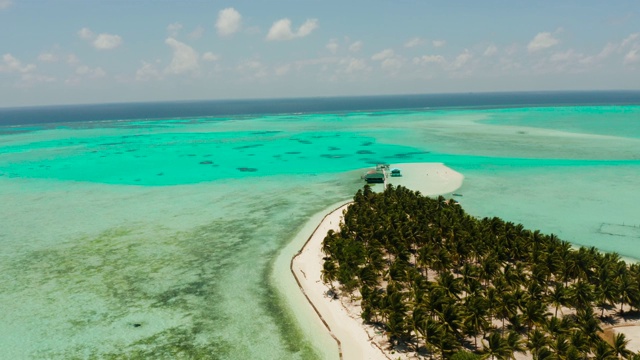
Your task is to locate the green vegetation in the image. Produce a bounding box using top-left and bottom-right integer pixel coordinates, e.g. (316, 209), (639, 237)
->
(322, 185), (640, 359)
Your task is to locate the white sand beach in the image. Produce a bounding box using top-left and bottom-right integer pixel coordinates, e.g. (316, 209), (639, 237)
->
(384, 162), (464, 196)
(290, 163), (464, 359)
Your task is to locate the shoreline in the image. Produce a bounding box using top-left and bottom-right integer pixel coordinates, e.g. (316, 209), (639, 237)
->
(289, 202), (351, 359)
(290, 163), (464, 359)
(291, 202), (389, 359)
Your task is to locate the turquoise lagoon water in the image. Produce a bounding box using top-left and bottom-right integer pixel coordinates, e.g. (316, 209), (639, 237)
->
(1, 104), (640, 358)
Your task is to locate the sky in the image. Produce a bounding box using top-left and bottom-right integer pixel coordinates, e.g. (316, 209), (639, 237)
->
(0, 0), (639, 107)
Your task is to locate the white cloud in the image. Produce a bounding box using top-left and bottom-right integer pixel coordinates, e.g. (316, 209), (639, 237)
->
(275, 64), (290, 76)
(290, 57), (340, 72)
(612, 33), (640, 66)
(451, 50), (472, 69)
(381, 58), (404, 71)
(78, 28), (122, 50)
(326, 40), (339, 54)
(236, 60), (268, 79)
(339, 57), (369, 74)
(505, 44), (519, 56)
(527, 32), (559, 52)
(189, 26), (205, 39)
(577, 42), (617, 65)
(598, 43), (617, 59)
(19, 73), (56, 86)
(404, 37), (424, 48)
(136, 61), (161, 81)
(78, 27), (94, 40)
(348, 41), (363, 52)
(432, 40), (446, 48)
(266, 18), (318, 41)
(549, 49), (578, 63)
(216, 7), (242, 36)
(38, 52), (58, 62)
(0, 0), (13, 10)
(532, 49), (594, 73)
(0, 54), (36, 73)
(413, 55), (446, 65)
(164, 37), (199, 74)
(624, 49), (639, 65)
(371, 49), (394, 61)
(75, 65), (106, 78)
(93, 33), (122, 50)
(167, 22), (183, 37)
(202, 52), (219, 61)
(483, 45), (497, 57)
(621, 33), (639, 48)
(297, 19), (318, 37)
(67, 54), (80, 65)
(371, 49), (403, 71)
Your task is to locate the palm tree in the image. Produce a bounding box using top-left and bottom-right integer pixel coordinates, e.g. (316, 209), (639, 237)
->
(416, 315), (441, 356)
(569, 280), (595, 311)
(549, 334), (570, 359)
(564, 346), (582, 360)
(593, 340), (617, 360)
(618, 275), (639, 314)
(430, 324), (459, 360)
(321, 259), (338, 288)
(495, 293), (517, 332)
(480, 254), (501, 287)
(548, 283), (569, 317)
(505, 331), (526, 359)
(481, 332), (510, 360)
(542, 317), (561, 336)
(451, 351), (483, 360)
(581, 317), (603, 346)
(437, 271), (463, 300)
(569, 331), (590, 355)
(611, 333), (633, 359)
(536, 347), (557, 360)
(464, 295), (490, 349)
(436, 303), (464, 339)
(596, 278), (619, 317)
(522, 299), (549, 336)
(527, 330), (548, 360)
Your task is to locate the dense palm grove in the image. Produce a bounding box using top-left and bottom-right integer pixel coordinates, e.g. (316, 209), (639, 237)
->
(321, 185), (640, 359)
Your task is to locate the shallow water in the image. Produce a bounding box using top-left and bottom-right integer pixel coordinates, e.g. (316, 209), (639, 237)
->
(1, 104), (640, 358)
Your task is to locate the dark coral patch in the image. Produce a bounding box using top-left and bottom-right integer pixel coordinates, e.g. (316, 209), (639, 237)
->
(234, 144), (264, 150)
(392, 151), (430, 158)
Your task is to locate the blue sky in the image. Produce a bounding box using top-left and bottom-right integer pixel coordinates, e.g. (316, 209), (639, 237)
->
(0, 0), (639, 107)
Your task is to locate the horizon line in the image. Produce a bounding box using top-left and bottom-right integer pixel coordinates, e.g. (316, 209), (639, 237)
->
(3, 88), (640, 111)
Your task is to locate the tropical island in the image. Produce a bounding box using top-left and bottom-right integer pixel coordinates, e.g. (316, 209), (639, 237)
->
(318, 184), (640, 359)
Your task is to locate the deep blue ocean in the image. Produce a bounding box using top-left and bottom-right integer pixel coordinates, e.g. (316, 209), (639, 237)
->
(3, 90), (640, 126)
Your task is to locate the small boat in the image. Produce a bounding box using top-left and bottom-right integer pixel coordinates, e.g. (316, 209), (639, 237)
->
(452, 193), (463, 197)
